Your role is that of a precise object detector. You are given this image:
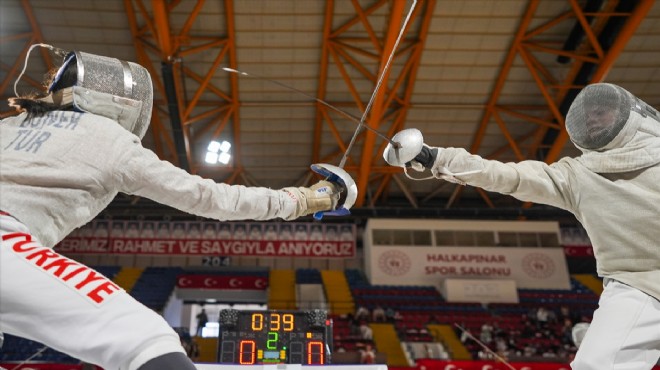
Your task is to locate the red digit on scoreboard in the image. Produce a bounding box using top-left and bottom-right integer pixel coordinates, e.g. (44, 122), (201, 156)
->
(307, 340), (324, 364)
(239, 340), (256, 365)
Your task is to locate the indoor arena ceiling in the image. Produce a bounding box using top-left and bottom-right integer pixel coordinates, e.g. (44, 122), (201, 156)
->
(1, 0), (658, 224)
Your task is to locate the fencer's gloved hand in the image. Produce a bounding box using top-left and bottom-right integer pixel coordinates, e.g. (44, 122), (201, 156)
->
(406, 144), (439, 172)
(282, 181), (341, 220)
(403, 145), (484, 185)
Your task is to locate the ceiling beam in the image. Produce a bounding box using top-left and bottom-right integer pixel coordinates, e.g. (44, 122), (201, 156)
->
(124, 0), (242, 182)
(0, 0), (53, 118)
(355, 0), (408, 207)
(449, 0), (652, 209)
(125, 0), (178, 164)
(544, 0), (654, 163)
(314, 0), (436, 207)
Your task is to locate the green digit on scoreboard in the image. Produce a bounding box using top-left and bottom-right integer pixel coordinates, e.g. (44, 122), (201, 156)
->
(267, 332), (278, 349)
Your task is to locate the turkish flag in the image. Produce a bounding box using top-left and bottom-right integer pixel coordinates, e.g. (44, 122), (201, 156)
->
(563, 245), (594, 258)
(176, 274), (268, 290)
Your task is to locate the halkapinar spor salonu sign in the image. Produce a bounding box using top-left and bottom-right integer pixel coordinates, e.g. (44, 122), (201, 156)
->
(369, 246), (571, 289)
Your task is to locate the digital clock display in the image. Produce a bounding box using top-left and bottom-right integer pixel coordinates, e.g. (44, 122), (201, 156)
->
(217, 309), (332, 365)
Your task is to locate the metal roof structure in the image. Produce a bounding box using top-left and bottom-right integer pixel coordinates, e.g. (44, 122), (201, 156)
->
(1, 0), (658, 225)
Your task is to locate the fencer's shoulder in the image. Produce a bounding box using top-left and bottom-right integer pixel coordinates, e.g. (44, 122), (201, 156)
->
(550, 156), (587, 175)
(77, 111), (119, 125)
(554, 156), (580, 166)
(79, 112), (141, 140)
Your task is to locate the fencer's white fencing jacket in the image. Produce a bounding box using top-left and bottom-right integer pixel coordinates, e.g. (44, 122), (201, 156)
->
(0, 111), (299, 248)
(434, 143), (660, 301)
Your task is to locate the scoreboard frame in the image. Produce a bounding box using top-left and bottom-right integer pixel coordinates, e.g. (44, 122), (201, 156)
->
(217, 309), (332, 365)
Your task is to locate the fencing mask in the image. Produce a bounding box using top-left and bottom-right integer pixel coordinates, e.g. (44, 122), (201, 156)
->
(566, 83), (660, 172)
(47, 50), (154, 138)
(13, 44), (153, 139)
(566, 83), (632, 150)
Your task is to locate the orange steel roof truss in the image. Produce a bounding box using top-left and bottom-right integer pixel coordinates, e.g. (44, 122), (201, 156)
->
(0, 1), (54, 119)
(124, 0), (242, 182)
(446, 0), (653, 209)
(1, 0), (653, 212)
(314, 0), (436, 207)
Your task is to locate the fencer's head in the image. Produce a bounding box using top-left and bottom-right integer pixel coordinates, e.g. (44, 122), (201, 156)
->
(10, 44), (153, 139)
(49, 51), (154, 138)
(565, 83), (633, 150)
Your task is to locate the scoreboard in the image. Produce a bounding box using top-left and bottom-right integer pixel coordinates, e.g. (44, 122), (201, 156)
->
(217, 309), (332, 365)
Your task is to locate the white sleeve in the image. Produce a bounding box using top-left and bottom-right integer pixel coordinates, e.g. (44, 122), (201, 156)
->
(115, 141), (299, 221)
(433, 147), (577, 211)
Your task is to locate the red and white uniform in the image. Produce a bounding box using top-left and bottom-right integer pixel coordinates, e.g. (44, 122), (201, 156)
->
(0, 111), (301, 369)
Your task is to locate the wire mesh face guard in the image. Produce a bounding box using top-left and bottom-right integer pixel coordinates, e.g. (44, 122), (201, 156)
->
(49, 51), (153, 138)
(565, 83), (633, 150)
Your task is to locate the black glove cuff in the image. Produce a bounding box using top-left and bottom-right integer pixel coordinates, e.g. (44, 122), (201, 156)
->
(410, 146), (437, 169)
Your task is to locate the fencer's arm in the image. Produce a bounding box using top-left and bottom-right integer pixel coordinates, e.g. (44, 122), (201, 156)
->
(115, 142), (330, 221)
(429, 147), (577, 211)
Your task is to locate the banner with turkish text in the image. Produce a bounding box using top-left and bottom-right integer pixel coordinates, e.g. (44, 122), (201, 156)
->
(56, 221), (356, 258)
(369, 246), (571, 289)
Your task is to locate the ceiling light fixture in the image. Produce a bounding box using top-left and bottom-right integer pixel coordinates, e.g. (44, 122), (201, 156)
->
(205, 140), (232, 165)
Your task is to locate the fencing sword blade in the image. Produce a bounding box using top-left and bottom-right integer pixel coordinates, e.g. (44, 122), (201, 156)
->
(454, 324), (516, 370)
(10, 346), (49, 370)
(222, 67), (246, 75)
(338, 0), (417, 168)
(224, 66), (379, 219)
(224, 0), (417, 218)
(222, 67), (399, 147)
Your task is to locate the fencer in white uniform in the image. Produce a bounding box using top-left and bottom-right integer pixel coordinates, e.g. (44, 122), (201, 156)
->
(389, 83), (660, 369)
(0, 46), (344, 370)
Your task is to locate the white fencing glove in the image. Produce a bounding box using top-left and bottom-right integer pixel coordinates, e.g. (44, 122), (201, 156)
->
(383, 129), (485, 185)
(405, 145), (483, 185)
(282, 180), (340, 220)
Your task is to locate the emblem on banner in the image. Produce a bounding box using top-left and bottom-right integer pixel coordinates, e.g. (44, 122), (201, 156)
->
(521, 253), (555, 279)
(378, 250), (411, 276)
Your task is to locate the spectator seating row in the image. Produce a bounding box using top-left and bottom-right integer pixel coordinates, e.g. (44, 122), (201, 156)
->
(296, 268), (323, 284)
(130, 267), (184, 311)
(338, 270), (601, 363)
(2, 268), (602, 365)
